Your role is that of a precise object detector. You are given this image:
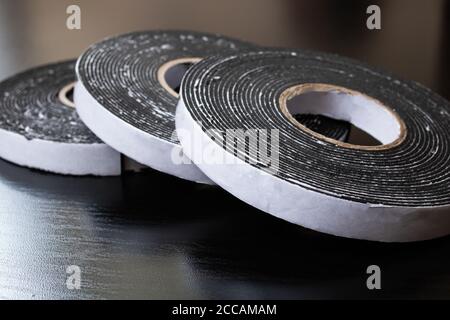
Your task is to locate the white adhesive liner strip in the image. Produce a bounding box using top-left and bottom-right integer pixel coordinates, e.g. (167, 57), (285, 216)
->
(0, 127), (120, 175)
(75, 82), (210, 182)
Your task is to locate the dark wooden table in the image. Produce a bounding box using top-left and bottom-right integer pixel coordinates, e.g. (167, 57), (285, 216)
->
(1, 158), (450, 299)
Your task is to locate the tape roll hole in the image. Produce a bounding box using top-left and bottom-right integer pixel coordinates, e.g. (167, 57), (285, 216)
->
(158, 57), (201, 97)
(58, 82), (76, 108)
(281, 84), (407, 150)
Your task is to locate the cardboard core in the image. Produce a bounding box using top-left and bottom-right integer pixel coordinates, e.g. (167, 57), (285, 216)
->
(58, 82), (76, 108)
(157, 57), (201, 97)
(279, 84), (407, 151)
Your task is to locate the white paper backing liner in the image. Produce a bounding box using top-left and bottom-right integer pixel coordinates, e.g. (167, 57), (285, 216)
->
(176, 50), (450, 242)
(75, 82), (209, 183)
(75, 30), (258, 184)
(0, 61), (121, 175)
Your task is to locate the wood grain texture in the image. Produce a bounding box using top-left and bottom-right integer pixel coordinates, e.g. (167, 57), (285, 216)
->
(1, 159), (450, 299)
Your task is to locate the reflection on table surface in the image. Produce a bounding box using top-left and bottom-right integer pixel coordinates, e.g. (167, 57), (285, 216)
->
(1, 159), (450, 299)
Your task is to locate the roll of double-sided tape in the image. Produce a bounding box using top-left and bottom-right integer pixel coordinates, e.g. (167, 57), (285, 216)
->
(176, 49), (450, 242)
(75, 30), (254, 184)
(0, 61), (120, 175)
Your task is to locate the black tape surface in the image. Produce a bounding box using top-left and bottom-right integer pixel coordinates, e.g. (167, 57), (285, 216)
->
(295, 114), (350, 142)
(0, 61), (100, 144)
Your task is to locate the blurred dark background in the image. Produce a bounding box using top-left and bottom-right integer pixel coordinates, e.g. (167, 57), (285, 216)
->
(0, 0), (448, 99)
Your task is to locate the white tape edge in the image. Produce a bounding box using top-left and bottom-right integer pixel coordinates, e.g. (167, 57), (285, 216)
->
(74, 82), (214, 184)
(0, 126), (121, 176)
(175, 98), (450, 242)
